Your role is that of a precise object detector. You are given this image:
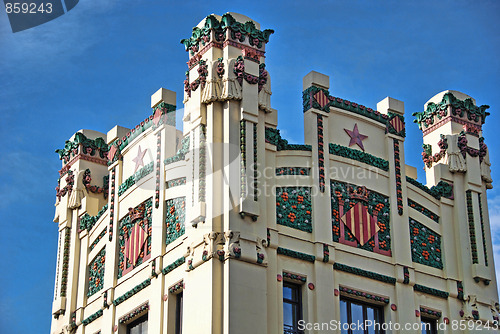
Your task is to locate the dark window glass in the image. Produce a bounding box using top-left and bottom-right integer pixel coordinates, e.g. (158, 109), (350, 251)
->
(340, 297), (384, 334)
(175, 292), (183, 334)
(127, 315), (148, 334)
(283, 282), (303, 334)
(421, 318), (437, 334)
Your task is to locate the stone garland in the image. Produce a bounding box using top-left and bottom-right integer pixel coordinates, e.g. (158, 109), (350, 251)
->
(339, 286), (390, 304)
(56, 132), (108, 164)
(333, 263), (396, 285)
(180, 13), (273, 55)
(165, 197), (186, 245)
(109, 168), (116, 241)
(82, 309), (103, 326)
(329, 143), (389, 171)
(216, 58), (224, 77)
(80, 204), (108, 232)
(155, 133), (161, 209)
(331, 180), (391, 255)
(478, 193), (488, 266)
(56, 170), (74, 201)
(317, 115), (325, 192)
(282, 271), (306, 283)
(167, 177), (187, 188)
(264, 127), (312, 151)
(117, 162), (154, 196)
(420, 307), (442, 318)
(164, 136), (191, 165)
(457, 133), (488, 162)
(394, 139), (403, 215)
(276, 247), (315, 263)
(89, 229), (107, 251)
(162, 257), (186, 275)
(82, 169), (108, 199)
(276, 187), (312, 233)
(169, 281), (183, 294)
(466, 190), (478, 264)
(386, 112), (406, 137)
(403, 266), (410, 284)
(253, 123), (258, 201)
(118, 198), (153, 279)
(87, 247), (106, 297)
(422, 135), (448, 168)
(323, 244), (329, 263)
(184, 59), (208, 97)
(199, 124), (207, 203)
(413, 284), (449, 299)
(408, 199), (439, 223)
(240, 121), (247, 199)
(60, 228), (71, 297)
(113, 278), (151, 306)
(275, 167), (310, 176)
(413, 92), (489, 130)
(119, 302), (149, 324)
(409, 218), (443, 269)
(234, 56), (258, 85)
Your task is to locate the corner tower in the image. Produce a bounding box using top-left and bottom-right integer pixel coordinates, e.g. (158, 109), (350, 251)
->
(413, 91), (497, 321)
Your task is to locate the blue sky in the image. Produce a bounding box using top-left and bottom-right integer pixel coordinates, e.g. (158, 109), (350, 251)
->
(0, 1), (499, 333)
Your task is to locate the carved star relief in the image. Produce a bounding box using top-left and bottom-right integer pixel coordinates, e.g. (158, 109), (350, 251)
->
(132, 145), (148, 172)
(344, 124), (368, 151)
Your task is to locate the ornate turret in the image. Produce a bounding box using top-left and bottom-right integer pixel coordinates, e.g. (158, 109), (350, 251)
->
(413, 90), (497, 322)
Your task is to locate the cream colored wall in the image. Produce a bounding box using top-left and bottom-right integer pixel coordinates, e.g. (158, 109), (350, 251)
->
(51, 14), (498, 334)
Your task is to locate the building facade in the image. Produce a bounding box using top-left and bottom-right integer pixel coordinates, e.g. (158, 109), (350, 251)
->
(50, 12), (498, 334)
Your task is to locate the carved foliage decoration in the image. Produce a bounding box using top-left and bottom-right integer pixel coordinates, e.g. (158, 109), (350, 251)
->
(87, 247), (105, 297)
(413, 92), (490, 130)
(409, 218), (443, 269)
(55, 132), (108, 163)
(82, 169), (109, 198)
(276, 187), (312, 233)
(118, 198), (152, 278)
(165, 197), (186, 245)
(331, 181), (391, 256)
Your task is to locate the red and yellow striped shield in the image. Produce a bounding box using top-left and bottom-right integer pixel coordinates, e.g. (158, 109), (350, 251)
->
(340, 202), (379, 246)
(314, 90), (329, 108)
(125, 223), (147, 267)
(390, 116), (405, 133)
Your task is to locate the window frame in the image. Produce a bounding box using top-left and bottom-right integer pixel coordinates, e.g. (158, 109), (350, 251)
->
(126, 314), (148, 334)
(420, 317), (438, 334)
(283, 281), (304, 334)
(175, 291), (183, 334)
(340, 296), (385, 334)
